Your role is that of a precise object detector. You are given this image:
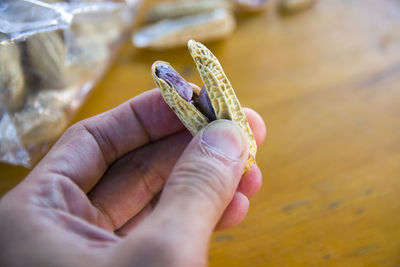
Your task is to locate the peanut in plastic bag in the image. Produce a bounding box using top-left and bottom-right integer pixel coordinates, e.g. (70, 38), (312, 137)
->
(0, 0), (141, 167)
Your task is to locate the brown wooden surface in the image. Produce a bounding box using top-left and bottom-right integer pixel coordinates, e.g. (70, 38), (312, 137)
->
(1, 0), (400, 265)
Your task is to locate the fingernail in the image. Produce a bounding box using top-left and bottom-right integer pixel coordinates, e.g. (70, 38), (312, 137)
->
(201, 120), (247, 159)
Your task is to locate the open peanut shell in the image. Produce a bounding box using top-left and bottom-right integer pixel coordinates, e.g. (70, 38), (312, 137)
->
(152, 40), (257, 171)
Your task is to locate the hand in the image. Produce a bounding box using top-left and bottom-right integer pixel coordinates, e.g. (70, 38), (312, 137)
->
(0, 89), (266, 267)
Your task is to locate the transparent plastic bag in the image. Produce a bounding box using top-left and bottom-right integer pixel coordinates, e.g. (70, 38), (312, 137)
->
(0, 0), (141, 167)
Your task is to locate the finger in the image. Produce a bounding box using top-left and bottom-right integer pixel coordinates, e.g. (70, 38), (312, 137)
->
(115, 191), (161, 237)
(121, 120), (249, 260)
(86, 109), (264, 228)
(100, 163), (261, 235)
(115, 204), (153, 237)
(31, 89), (185, 193)
(89, 131), (191, 229)
(243, 107), (266, 146)
(237, 164), (262, 198)
(213, 165), (261, 231)
(215, 192), (249, 231)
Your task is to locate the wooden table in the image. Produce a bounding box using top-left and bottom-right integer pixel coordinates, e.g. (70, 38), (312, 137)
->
(1, 0), (400, 265)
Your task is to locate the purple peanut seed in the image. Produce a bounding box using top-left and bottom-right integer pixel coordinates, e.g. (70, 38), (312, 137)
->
(156, 65), (193, 101)
(156, 64), (217, 121)
(197, 85), (217, 121)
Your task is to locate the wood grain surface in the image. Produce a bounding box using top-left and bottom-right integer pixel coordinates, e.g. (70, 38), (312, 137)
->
(1, 0), (400, 265)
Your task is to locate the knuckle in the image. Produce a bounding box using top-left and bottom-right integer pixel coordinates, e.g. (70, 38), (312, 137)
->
(72, 117), (119, 164)
(63, 121), (84, 137)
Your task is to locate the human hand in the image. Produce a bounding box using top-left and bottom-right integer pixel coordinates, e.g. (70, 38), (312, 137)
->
(0, 89), (266, 267)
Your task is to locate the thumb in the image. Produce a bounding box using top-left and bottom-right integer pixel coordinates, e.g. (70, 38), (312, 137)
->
(159, 118), (248, 223)
(143, 120), (248, 263)
(114, 120), (248, 267)
(158, 119), (248, 227)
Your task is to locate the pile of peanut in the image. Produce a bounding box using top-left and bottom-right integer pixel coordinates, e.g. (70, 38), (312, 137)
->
(133, 0), (318, 50)
(0, 2), (131, 152)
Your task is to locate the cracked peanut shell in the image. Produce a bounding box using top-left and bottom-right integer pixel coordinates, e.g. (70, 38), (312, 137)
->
(152, 40), (257, 171)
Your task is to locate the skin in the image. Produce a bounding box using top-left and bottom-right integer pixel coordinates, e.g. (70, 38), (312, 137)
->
(0, 89), (266, 267)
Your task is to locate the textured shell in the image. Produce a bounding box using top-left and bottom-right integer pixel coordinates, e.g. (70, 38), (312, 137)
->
(146, 0), (232, 23)
(134, 9), (235, 50)
(152, 61), (209, 135)
(187, 40), (232, 121)
(188, 40), (257, 171)
(152, 41), (257, 171)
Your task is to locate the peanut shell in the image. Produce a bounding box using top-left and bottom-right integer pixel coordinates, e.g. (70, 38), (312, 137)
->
(279, 0), (318, 14)
(13, 89), (73, 146)
(232, 0), (270, 12)
(26, 31), (66, 89)
(134, 9), (236, 50)
(0, 43), (25, 111)
(146, 0), (232, 23)
(152, 40), (257, 171)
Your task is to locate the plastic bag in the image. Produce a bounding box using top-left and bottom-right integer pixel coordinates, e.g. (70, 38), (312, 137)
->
(0, 0), (141, 167)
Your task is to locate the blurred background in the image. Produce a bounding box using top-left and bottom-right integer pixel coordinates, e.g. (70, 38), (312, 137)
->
(1, 0), (400, 265)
